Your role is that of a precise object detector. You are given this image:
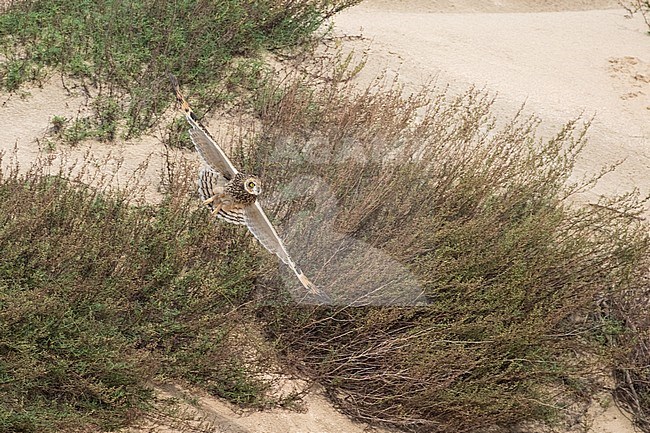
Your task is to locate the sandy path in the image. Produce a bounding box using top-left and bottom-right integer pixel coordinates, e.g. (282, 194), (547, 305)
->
(124, 382), (387, 433)
(334, 2), (650, 210)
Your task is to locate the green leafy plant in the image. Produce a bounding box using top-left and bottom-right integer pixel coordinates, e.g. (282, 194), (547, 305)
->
(92, 95), (121, 142)
(0, 0), (361, 136)
(49, 114), (67, 133)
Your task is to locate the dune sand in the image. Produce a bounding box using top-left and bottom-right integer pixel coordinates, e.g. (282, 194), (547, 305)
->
(334, 0), (650, 213)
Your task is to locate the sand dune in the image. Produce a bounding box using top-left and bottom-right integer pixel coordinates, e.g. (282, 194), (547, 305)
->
(334, 1), (650, 212)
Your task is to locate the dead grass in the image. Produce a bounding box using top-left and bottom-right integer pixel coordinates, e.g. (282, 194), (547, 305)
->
(201, 64), (650, 432)
(610, 277), (650, 431)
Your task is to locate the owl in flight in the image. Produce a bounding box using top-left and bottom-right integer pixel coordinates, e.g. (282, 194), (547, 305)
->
(169, 74), (321, 297)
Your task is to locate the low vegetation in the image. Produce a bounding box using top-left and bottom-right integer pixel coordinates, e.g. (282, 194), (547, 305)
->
(0, 0), (358, 136)
(620, 0), (650, 32)
(0, 153), (295, 433)
(610, 277), (650, 430)
(4, 64), (648, 432)
(236, 69), (650, 432)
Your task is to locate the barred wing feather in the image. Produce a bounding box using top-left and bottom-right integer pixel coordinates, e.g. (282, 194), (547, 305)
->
(188, 128), (238, 180)
(244, 202), (319, 295)
(171, 74), (325, 301)
(198, 167), (246, 225)
(170, 73), (238, 180)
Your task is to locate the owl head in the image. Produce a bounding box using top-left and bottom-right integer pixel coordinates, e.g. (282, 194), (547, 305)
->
(243, 176), (262, 196)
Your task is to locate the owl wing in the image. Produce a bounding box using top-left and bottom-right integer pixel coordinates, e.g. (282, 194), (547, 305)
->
(243, 202), (322, 296)
(170, 74), (238, 180)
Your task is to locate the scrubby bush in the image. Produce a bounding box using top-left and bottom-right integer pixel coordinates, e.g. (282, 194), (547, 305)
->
(0, 154), (280, 432)
(215, 68), (650, 431)
(610, 279), (650, 431)
(0, 0), (359, 135)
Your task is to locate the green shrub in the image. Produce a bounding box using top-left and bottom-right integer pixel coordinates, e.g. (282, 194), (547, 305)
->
(0, 0), (360, 136)
(0, 157), (275, 432)
(46, 96), (122, 145)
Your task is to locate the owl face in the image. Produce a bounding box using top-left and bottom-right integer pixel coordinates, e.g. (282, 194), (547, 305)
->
(243, 176), (262, 196)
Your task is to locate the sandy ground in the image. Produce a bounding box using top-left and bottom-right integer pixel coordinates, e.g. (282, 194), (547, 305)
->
(123, 382), (385, 433)
(1, 0), (647, 432)
(334, 0), (650, 212)
(0, 79), (171, 203)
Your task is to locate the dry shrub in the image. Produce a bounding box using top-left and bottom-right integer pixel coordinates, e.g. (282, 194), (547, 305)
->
(211, 68), (650, 431)
(610, 277), (650, 431)
(0, 153), (281, 432)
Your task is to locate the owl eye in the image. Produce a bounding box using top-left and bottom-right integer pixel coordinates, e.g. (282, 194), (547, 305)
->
(248, 181), (255, 189)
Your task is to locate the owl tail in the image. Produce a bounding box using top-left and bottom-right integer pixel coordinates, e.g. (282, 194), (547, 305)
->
(293, 265), (331, 303)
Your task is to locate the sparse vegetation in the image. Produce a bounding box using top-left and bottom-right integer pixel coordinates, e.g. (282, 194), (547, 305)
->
(620, 0), (650, 32)
(0, 0), (359, 135)
(49, 115), (66, 133)
(46, 96), (123, 145)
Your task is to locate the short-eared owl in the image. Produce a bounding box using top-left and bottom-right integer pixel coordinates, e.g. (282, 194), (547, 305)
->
(170, 74), (320, 296)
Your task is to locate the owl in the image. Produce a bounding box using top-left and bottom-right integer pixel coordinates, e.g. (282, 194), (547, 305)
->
(170, 74), (323, 298)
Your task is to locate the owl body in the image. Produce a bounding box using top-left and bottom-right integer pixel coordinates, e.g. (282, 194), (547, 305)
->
(225, 172), (261, 205)
(171, 73), (325, 300)
(199, 169), (261, 225)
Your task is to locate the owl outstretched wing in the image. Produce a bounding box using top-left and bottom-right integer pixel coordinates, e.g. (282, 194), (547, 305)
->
(243, 202), (324, 297)
(169, 74), (238, 180)
(171, 74), (325, 301)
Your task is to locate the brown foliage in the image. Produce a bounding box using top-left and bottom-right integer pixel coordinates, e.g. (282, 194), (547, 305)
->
(224, 67), (650, 431)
